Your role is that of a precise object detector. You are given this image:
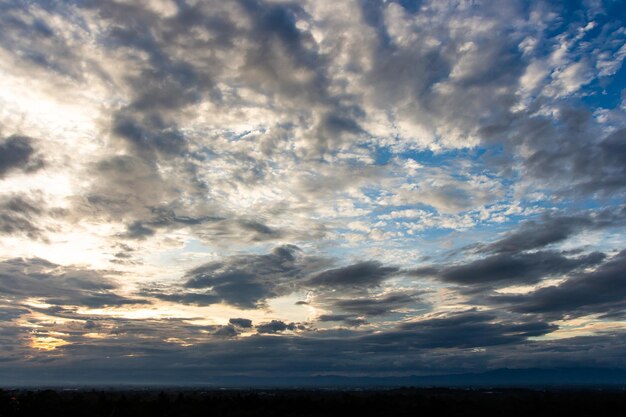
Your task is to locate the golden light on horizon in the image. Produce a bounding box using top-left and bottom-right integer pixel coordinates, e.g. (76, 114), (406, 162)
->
(30, 336), (70, 351)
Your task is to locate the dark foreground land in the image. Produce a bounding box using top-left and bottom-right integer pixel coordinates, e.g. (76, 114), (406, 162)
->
(2, 388), (626, 417)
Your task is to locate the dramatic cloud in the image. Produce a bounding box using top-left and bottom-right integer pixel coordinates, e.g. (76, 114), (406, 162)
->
(0, 0), (625, 383)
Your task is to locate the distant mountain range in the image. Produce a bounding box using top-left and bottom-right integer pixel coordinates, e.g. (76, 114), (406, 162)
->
(206, 368), (626, 388)
(6, 367), (626, 388)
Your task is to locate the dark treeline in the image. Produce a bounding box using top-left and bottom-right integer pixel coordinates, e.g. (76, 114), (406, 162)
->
(2, 388), (626, 417)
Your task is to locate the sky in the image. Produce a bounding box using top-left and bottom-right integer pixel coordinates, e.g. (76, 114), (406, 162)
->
(1, 0), (626, 385)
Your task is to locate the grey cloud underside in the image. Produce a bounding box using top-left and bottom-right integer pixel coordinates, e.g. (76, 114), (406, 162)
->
(369, 311), (557, 350)
(229, 317), (253, 328)
(411, 204), (626, 283)
(408, 207), (626, 317)
(428, 250), (605, 287)
(144, 245), (319, 308)
(1, 308), (574, 377)
(144, 245), (427, 321)
(5, 331), (626, 381)
(0, 135), (43, 177)
(328, 292), (423, 316)
(0, 2), (86, 80)
(146, 246), (410, 310)
(256, 320), (304, 334)
(491, 250), (626, 319)
(477, 206), (626, 254)
(0, 258), (146, 308)
(88, 0), (349, 155)
(0, 193), (68, 241)
(306, 261), (399, 288)
(317, 314), (367, 327)
(518, 117), (626, 197)
(0, 195), (46, 240)
(0, 253), (621, 376)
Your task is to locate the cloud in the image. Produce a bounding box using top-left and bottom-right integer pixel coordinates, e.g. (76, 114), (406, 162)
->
(321, 316), (368, 327)
(145, 245), (329, 308)
(491, 249), (626, 319)
(433, 250), (605, 287)
(307, 261), (399, 289)
(229, 318), (253, 328)
(0, 195), (46, 239)
(479, 206), (626, 254)
(516, 114), (626, 197)
(371, 310), (557, 349)
(256, 320), (296, 334)
(146, 246), (405, 310)
(329, 292), (420, 316)
(0, 135), (43, 177)
(0, 258), (146, 308)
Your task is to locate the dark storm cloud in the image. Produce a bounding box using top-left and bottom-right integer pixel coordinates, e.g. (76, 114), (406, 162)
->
(307, 261), (399, 289)
(491, 249), (626, 319)
(0, 257), (146, 308)
(0, 135), (43, 177)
